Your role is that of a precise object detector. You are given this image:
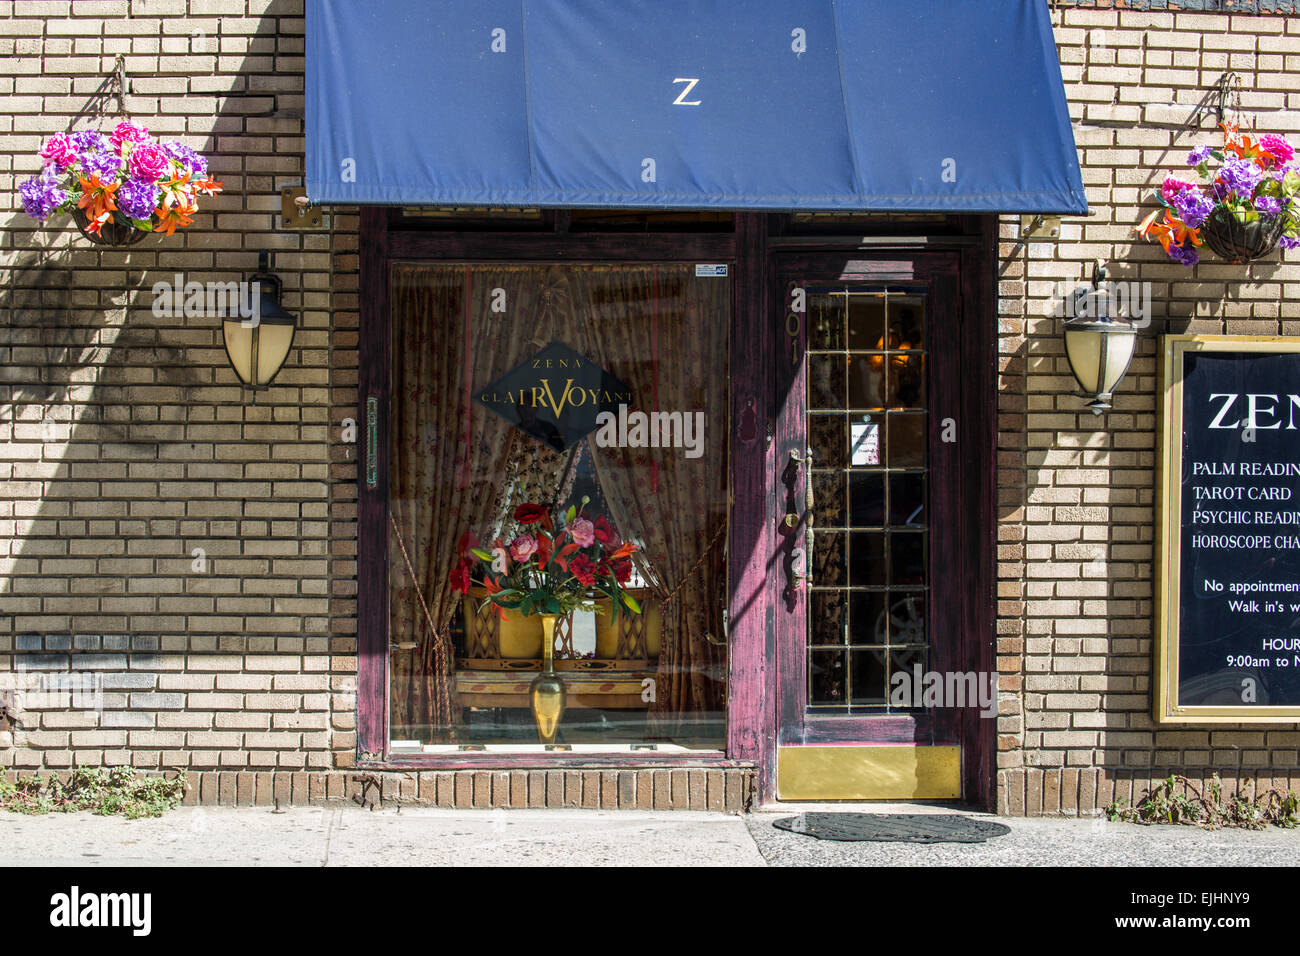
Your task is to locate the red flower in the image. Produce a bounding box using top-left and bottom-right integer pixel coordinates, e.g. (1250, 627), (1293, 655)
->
(569, 553), (598, 588)
(592, 515), (620, 547)
(609, 557), (633, 584)
(535, 533), (553, 567)
(449, 560), (471, 595)
(514, 503), (548, 525)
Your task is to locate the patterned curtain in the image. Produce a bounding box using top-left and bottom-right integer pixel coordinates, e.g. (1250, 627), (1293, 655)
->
(389, 264), (568, 738)
(559, 265), (730, 735)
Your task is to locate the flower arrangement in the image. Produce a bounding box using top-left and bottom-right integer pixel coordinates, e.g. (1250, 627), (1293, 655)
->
(19, 122), (222, 241)
(1136, 124), (1298, 265)
(450, 499), (641, 621)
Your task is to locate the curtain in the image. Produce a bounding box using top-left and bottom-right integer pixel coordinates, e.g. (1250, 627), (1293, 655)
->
(389, 264), (568, 737)
(560, 265), (730, 736)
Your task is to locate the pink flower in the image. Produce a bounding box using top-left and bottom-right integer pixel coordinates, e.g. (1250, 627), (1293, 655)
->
(1161, 177), (1197, 204)
(568, 517), (595, 548)
(127, 142), (170, 183)
(1259, 134), (1295, 168)
(38, 132), (77, 169)
(508, 533), (538, 562)
(110, 121), (150, 152)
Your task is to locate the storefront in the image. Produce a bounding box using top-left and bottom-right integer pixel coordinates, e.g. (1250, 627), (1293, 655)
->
(310, 0), (1085, 806)
(7, 0), (1298, 816)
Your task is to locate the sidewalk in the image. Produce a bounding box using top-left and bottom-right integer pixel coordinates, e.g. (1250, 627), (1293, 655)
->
(2, 803), (1298, 867)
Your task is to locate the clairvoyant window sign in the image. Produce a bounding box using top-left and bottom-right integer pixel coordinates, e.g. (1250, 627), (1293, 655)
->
(1156, 335), (1300, 722)
(477, 341), (633, 452)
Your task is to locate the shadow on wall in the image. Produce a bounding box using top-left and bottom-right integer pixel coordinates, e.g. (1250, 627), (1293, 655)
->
(0, 0), (337, 774)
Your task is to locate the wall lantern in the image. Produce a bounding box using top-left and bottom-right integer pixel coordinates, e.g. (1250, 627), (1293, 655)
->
(1062, 268), (1138, 416)
(222, 251), (296, 391)
(1064, 314), (1137, 415)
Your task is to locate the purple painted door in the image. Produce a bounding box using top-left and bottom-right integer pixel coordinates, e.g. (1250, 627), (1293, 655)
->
(772, 251), (988, 799)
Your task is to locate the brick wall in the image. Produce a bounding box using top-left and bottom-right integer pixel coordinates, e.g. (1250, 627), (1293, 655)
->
(995, 6), (1300, 815)
(0, 0), (361, 779)
(3, 2), (1300, 814)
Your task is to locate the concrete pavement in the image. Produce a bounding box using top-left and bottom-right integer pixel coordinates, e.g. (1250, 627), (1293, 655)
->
(1, 803), (1298, 866)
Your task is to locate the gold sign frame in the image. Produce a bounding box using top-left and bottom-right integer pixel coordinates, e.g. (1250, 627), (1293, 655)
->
(1156, 334), (1300, 724)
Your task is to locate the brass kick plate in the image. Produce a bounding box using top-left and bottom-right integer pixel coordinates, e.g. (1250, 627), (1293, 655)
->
(777, 745), (961, 800)
(281, 186), (323, 229)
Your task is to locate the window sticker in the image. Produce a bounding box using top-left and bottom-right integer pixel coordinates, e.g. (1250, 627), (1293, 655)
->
(851, 419), (880, 466)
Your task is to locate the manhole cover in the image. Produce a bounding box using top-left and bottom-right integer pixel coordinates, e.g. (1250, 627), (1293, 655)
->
(772, 812), (1011, 843)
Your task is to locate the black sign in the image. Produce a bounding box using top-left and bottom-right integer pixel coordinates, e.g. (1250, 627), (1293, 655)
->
(476, 341), (634, 452)
(1175, 348), (1300, 708)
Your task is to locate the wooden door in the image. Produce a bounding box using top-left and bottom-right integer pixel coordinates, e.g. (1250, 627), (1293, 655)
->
(772, 250), (992, 801)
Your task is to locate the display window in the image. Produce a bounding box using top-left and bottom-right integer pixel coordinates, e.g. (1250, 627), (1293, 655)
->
(386, 262), (730, 753)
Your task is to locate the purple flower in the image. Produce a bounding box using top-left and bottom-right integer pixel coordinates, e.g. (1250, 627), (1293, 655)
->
(1186, 145), (1212, 166)
(1217, 159), (1263, 199)
(1254, 195), (1282, 218)
(1281, 235), (1300, 251)
(1168, 241), (1200, 267)
(162, 141), (207, 176)
(70, 129), (109, 154)
(117, 177), (160, 221)
(82, 148), (122, 181)
(19, 165), (67, 222)
(1171, 189), (1215, 229)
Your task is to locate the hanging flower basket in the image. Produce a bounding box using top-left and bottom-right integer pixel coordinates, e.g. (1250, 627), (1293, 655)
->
(1135, 124), (1299, 265)
(1198, 205), (1286, 263)
(70, 205), (149, 247)
(18, 123), (222, 244)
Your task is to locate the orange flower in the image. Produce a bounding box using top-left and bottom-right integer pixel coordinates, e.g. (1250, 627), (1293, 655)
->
(153, 199), (195, 237)
(194, 176), (223, 197)
(76, 174), (119, 232)
(1220, 122), (1261, 162)
(1135, 209), (1202, 253)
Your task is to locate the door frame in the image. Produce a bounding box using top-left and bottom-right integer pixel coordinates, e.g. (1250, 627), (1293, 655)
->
(761, 224), (997, 807)
(354, 207), (995, 806)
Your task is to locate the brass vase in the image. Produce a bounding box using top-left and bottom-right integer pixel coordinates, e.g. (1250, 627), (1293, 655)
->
(530, 613), (566, 746)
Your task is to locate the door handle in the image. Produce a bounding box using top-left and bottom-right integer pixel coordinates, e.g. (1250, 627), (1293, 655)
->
(787, 447), (814, 588)
(789, 546), (808, 591)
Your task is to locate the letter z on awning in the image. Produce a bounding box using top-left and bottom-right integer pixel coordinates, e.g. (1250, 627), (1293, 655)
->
(305, 0), (1087, 213)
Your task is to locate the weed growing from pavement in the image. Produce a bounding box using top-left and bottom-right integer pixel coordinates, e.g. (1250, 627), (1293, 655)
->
(1107, 773), (1299, 830)
(0, 767), (187, 820)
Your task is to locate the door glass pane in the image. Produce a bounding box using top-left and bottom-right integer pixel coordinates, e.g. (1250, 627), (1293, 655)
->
(806, 288), (929, 715)
(388, 262), (729, 753)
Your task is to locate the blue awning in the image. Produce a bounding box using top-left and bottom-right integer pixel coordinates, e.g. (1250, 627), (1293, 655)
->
(305, 0), (1087, 214)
